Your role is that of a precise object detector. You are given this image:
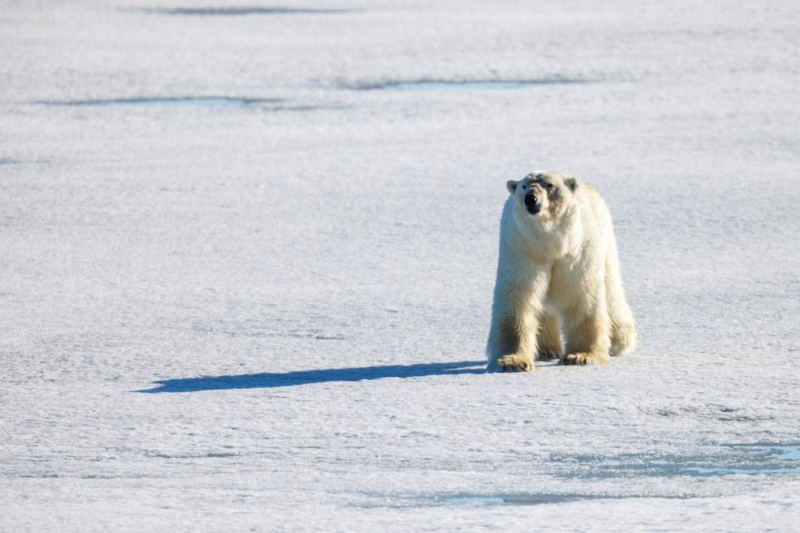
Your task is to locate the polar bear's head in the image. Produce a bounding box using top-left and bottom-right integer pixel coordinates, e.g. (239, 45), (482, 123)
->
(506, 171), (578, 222)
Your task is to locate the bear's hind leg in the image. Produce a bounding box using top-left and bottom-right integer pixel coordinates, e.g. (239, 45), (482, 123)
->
(610, 318), (637, 357)
(536, 312), (562, 361)
(605, 245), (638, 357)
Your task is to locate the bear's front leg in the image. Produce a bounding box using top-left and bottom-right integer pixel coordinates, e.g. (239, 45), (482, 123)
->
(562, 305), (612, 366)
(486, 265), (550, 373)
(536, 312), (563, 361)
(488, 313), (537, 372)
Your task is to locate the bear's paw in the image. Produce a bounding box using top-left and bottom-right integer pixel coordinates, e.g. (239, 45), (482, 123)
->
(562, 352), (611, 366)
(498, 355), (535, 372)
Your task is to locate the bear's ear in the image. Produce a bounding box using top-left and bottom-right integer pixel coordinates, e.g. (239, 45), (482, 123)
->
(506, 180), (519, 195)
(564, 177), (578, 192)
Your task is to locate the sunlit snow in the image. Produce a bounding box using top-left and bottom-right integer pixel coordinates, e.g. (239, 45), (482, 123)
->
(2, 0), (799, 531)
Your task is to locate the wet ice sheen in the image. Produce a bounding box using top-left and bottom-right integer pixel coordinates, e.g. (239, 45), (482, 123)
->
(442, 494), (597, 505)
(681, 446), (800, 476)
(432, 447), (800, 507)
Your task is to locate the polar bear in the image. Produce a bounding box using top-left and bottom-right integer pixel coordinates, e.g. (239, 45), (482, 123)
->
(486, 171), (637, 372)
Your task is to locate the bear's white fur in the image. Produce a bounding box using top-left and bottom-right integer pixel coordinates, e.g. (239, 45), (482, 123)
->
(486, 171), (637, 372)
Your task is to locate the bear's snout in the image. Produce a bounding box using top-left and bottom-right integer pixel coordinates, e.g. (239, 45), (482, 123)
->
(524, 192), (541, 215)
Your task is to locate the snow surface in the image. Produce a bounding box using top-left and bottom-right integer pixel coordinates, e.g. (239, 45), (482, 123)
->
(2, 0), (800, 531)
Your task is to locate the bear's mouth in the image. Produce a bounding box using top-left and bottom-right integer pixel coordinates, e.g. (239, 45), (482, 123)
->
(524, 193), (541, 215)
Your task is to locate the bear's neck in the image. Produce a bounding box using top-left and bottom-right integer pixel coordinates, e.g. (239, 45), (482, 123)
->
(509, 205), (581, 261)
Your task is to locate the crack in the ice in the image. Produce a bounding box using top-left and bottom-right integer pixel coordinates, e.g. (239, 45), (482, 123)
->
(133, 6), (360, 16)
(345, 77), (593, 91)
(37, 96), (282, 107)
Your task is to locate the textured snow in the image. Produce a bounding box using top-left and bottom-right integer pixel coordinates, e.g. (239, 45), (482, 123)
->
(2, 0), (800, 531)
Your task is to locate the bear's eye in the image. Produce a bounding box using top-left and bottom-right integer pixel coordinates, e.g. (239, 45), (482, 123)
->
(542, 182), (553, 190)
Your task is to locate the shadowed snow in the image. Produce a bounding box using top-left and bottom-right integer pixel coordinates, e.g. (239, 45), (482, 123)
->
(140, 361), (486, 393)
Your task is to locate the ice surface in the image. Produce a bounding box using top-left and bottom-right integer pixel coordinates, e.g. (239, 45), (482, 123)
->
(2, 0), (800, 531)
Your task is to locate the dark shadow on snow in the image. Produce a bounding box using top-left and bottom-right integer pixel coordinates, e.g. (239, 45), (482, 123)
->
(139, 360), (486, 393)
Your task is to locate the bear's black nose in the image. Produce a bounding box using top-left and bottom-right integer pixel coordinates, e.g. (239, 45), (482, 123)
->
(525, 193), (542, 215)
